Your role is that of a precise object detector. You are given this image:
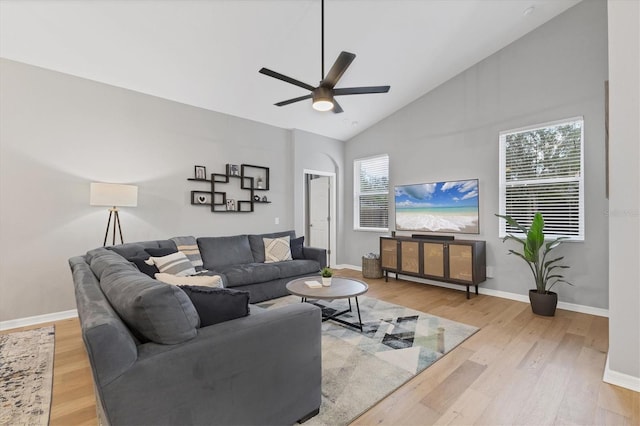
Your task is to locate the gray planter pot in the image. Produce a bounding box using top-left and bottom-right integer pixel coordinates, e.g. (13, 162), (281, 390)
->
(529, 290), (558, 316)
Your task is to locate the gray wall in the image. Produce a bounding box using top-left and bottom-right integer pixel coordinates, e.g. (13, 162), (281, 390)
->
(344, 0), (609, 308)
(0, 59), (305, 322)
(291, 129), (345, 260)
(607, 0), (639, 383)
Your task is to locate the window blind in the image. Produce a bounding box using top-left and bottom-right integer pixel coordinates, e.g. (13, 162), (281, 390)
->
(354, 155), (389, 230)
(499, 117), (584, 240)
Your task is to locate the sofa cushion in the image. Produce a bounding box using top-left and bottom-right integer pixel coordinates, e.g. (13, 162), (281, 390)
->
(145, 251), (196, 276)
(145, 247), (177, 257)
(290, 236), (304, 260)
(99, 264), (199, 344)
(198, 235), (254, 269)
(273, 259), (321, 278)
(87, 248), (137, 279)
(213, 263), (281, 287)
(178, 286), (249, 327)
(108, 240), (176, 259)
(264, 236), (292, 263)
(248, 230), (296, 263)
(155, 273), (223, 288)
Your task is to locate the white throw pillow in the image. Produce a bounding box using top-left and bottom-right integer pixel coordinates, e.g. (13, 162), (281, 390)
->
(263, 236), (292, 263)
(145, 251), (196, 277)
(154, 273), (223, 288)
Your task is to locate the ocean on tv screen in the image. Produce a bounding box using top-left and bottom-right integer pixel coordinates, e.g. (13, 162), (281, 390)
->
(395, 179), (479, 234)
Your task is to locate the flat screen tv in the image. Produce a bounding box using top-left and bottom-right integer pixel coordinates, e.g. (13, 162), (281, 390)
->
(395, 179), (479, 234)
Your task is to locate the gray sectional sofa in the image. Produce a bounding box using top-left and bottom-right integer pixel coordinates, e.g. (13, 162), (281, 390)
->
(68, 230), (325, 425)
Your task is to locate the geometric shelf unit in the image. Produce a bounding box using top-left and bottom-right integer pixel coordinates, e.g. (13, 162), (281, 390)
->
(188, 163), (271, 213)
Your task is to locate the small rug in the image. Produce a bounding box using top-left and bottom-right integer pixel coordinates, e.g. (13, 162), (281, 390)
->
(0, 326), (55, 426)
(259, 296), (478, 425)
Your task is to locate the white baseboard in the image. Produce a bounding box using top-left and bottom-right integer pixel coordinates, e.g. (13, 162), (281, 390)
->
(335, 264), (360, 271)
(603, 354), (640, 392)
(340, 264), (609, 318)
(0, 309), (78, 331)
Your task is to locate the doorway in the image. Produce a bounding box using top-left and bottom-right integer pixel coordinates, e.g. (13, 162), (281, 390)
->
(304, 170), (336, 267)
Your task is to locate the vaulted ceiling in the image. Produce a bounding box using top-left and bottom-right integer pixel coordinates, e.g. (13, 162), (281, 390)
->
(0, 0), (581, 141)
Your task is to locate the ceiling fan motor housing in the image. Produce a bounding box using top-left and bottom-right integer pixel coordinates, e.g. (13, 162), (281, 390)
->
(313, 86), (334, 111)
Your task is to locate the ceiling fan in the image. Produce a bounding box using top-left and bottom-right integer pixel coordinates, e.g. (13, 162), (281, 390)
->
(259, 0), (390, 113)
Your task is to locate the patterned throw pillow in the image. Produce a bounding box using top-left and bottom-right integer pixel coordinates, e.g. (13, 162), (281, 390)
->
(263, 236), (292, 263)
(145, 251), (196, 276)
(154, 273), (223, 288)
(170, 236), (204, 271)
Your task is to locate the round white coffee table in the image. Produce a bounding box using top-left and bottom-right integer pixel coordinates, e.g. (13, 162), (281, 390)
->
(286, 277), (369, 331)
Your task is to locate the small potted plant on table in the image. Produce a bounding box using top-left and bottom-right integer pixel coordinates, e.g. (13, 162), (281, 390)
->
(496, 212), (573, 316)
(321, 267), (333, 287)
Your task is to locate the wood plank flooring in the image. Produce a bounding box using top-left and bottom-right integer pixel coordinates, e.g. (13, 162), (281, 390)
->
(3, 269), (638, 425)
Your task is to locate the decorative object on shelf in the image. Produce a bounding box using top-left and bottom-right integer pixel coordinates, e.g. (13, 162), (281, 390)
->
(253, 195), (261, 202)
(262, 196), (268, 202)
(321, 267), (333, 287)
(191, 191), (211, 205)
(496, 212), (574, 317)
(227, 164), (240, 177)
(194, 165), (206, 180)
(241, 164), (270, 190)
(226, 199), (236, 211)
(90, 182), (138, 246)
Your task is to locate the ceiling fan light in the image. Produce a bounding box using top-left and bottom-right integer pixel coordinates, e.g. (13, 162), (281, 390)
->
(312, 86), (334, 111)
(313, 98), (334, 111)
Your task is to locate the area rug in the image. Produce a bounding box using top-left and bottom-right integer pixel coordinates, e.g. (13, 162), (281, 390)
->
(0, 326), (55, 426)
(259, 296), (478, 425)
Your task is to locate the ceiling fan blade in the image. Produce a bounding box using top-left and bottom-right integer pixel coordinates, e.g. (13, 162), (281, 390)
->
(321, 51), (356, 88)
(259, 68), (316, 92)
(332, 99), (344, 114)
(334, 86), (391, 96)
(274, 94), (313, 107)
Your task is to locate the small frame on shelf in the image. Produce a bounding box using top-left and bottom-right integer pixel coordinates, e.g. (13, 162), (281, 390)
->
(194, 165), (207, 180)
(226, 199), (236, 211)
(226, 164), (241, 177)
(241, 164), (270, 190)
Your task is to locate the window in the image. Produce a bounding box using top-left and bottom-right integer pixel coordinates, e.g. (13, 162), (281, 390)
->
(354, 154), (389, 231)
(499, 117), (584, 240)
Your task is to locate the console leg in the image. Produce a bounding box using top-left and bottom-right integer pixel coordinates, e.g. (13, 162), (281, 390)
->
(475, 285), (479, 295)
(297, 408), (320, 423)
(466, 286), (470, 299)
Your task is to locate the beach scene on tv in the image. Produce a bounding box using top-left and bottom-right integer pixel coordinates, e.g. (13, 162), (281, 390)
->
(395, 179), (479, 234)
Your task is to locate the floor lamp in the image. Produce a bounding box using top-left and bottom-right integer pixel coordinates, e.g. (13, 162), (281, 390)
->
(90, 183), (138, 246)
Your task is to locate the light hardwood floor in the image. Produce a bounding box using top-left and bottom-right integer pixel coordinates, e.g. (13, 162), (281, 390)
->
(4, 270), (638, 425)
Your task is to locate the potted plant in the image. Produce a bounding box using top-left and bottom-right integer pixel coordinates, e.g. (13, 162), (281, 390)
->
(321, 267), (333, 287)
(496, 212), (573, 316)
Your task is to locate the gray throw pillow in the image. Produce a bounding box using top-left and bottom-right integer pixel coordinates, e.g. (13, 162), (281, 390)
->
(179, 286), (249, 327)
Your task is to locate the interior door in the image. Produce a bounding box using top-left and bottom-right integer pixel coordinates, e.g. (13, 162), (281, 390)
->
(308, 175), (330, 253)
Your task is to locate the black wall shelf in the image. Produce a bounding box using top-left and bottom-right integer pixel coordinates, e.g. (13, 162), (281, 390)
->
(188, 163), (271, 213)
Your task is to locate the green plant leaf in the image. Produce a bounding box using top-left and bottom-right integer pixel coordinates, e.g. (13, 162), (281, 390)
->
(496, 214), (528, 234)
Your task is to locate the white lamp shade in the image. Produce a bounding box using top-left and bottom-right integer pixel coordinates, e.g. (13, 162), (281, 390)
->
(90, 183), (138, 207)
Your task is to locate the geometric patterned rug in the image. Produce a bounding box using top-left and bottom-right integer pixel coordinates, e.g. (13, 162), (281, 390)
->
(258, 296), (478, 425)
(0, 326), (55, 426)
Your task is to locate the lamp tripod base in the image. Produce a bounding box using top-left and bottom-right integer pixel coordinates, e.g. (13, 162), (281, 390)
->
(103, 207), (124, 246)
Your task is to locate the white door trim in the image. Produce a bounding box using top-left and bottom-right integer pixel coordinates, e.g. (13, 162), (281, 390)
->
(303, 169), (337, 267)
